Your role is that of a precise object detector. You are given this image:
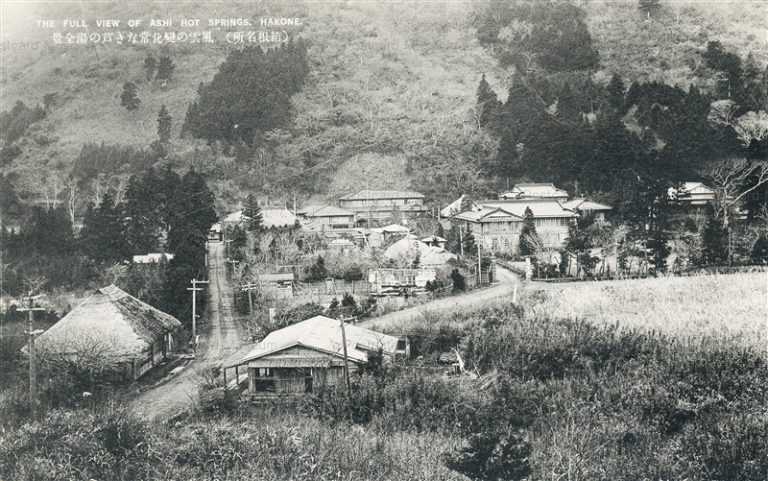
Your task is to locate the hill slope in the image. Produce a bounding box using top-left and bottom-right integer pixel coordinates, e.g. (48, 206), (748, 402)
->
(1, 0), (766, 215)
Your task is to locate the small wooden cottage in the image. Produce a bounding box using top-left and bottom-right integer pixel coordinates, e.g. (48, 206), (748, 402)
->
(226, 315), (406, 397)
(28, 285), (182, 381)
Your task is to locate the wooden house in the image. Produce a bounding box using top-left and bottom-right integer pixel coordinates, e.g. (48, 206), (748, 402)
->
(452, 199), (578, 254)
(226, 315), (406, 397)
(338, 190), (426, 226)
(560, 198), (613, 223)
(28, 285), (181, 381)
(299, 205), (356, 231)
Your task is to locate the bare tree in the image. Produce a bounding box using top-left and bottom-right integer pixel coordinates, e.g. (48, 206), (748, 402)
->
(66, 179), (78, 227)
(707, 99), (739, 127)
(707, 158), (768, 263)
(733, 111), (768, 147)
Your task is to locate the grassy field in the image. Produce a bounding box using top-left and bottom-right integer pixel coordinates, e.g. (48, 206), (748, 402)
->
(525, 273), (768, 351)
(3, 283), (768, 480)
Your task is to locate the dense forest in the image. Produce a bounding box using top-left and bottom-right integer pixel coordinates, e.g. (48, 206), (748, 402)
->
(0, 168), (216, 324)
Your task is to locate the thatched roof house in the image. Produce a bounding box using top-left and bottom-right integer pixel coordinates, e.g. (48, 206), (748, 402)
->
(30, 285), (182, 381)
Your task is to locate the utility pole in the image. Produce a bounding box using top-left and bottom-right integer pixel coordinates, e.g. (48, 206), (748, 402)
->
(187, 279), (209, 342)
(339, 317), (351, 395)
(19, 292), (45, 420)
(477, 241), (482, 287)
(240, 281), (259, 314)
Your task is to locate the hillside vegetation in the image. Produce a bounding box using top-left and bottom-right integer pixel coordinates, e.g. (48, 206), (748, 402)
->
(3, 295), (767, 480)
(2, 0), (766, 216)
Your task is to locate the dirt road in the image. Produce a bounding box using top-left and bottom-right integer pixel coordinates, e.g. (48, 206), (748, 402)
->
(130, 241), (248, 420)
(359, 266), (520, 331)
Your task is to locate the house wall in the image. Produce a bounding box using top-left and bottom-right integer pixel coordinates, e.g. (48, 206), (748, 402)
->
(247, 365), (353, 396)
(246, 346), (361, 396)
(340, 198), (424, 209)
(461, 218), (571, 255)
(308, 215), (355, 229)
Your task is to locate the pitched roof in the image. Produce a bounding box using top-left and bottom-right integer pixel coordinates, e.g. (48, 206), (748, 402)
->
(480, 200), (579, 219)
(381, 223), (410, 233)
(31, 285), (181, 360)
(501, 183), (568, 199)
(223, 208), (298, 228)
(223, 210), (244, 223)
(440, 195), (480, 218)
(560, 198), (613, 212)
(453, 206), (521, 222)
(132, 253), (174, 264)
(233, 315), (400, 366)
(302, 205), (355, 217)
(339, 190), (425, 201)
(261, 208), (298, 228)
(668, 182), (716, 199)
(384, 237), (456, 267)
(329, 238), (355, 247)
(259, 273), (295, 282)
(421, 235), (447, 243)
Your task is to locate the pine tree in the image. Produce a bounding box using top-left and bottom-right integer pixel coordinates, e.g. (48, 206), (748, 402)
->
(607, 73), (626, 112)
(167, 170), (217, 253)
(242, 194), (264, 231)
(120, 82), (140, 111)
(123, 170), (164, 254)
(309, 256), (328, 281)
(143, 54), (157, 81)
(701, 212), (728, 265)
(157, 105), (172, 144)
(556, 82), (582, 122)
(156, 55), (175, 82)
(80, 192), (128, 264)
(477, 73), (501, 128)
(518, 207), (541, 256)
(462, 228), (476, 256)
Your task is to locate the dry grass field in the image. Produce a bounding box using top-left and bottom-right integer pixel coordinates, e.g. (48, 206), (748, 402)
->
(526, 273), (768, 351)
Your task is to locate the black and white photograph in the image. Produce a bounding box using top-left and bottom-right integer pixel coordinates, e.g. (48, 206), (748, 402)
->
(0, 0), (767, 479)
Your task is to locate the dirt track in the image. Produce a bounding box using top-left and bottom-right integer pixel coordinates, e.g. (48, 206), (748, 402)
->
(359, 266), (520, 331)
(130, 242), (248, 420)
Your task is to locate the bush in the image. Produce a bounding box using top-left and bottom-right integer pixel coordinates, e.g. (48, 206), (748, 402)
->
(450, 269), (465, 291)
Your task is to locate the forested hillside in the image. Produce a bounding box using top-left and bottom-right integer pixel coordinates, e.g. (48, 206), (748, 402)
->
(1, 0), (767, 221)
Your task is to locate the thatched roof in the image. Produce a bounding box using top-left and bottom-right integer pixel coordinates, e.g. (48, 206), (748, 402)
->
(30, 285), (181, 361)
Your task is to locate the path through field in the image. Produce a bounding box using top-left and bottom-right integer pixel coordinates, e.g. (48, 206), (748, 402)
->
(359, 266), (519, 331)
(130, 241), (249, 420)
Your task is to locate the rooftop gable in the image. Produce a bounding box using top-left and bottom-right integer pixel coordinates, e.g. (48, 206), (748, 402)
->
(340, 190), (425, 201)
(234, 315), (399, 366)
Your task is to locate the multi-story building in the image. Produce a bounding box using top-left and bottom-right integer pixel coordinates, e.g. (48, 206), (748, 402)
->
(338, 190), (427, 226)
(452, 199), (578, 254)
(298, 205), (356, 231)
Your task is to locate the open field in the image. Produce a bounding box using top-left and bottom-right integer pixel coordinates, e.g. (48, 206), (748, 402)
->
(526, 273), (768, 351)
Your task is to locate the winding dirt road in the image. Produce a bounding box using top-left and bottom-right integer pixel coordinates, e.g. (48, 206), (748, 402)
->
(130, 242), (248, 420)
(359, 266), (520, 331)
